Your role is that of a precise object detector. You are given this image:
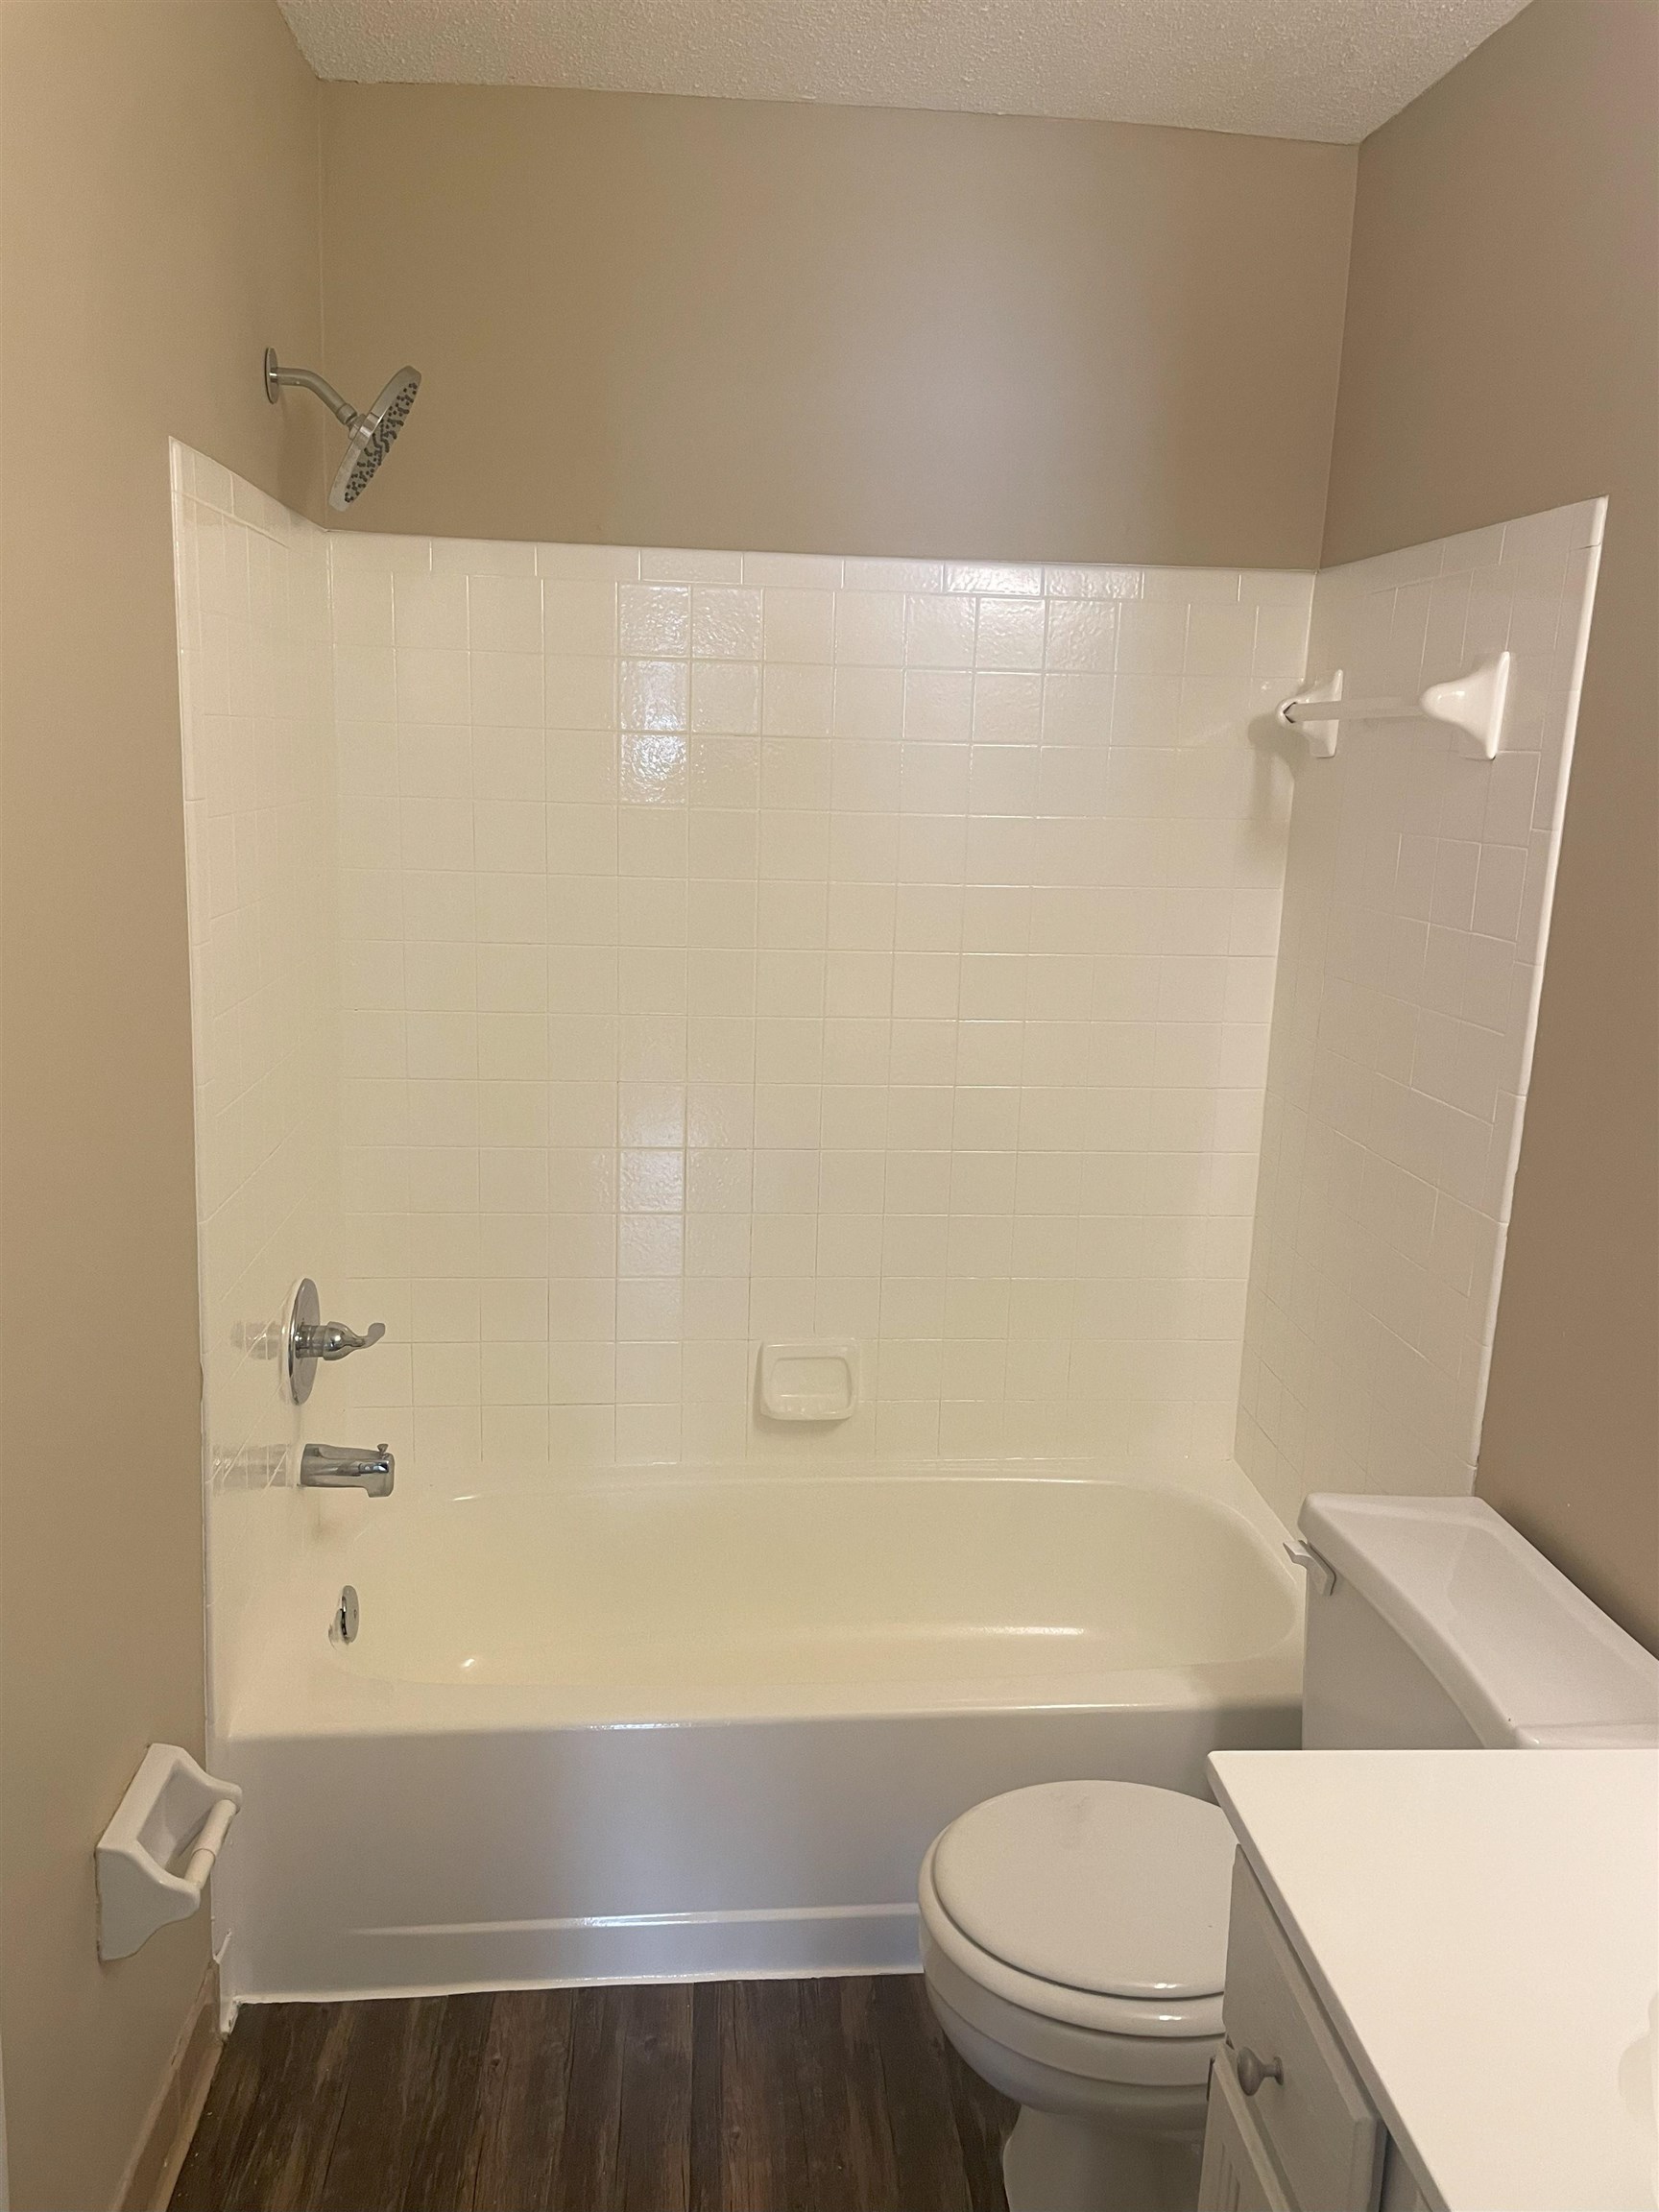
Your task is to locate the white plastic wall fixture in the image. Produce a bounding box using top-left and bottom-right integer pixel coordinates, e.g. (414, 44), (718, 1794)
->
(758, 1340), (860, 1422)
(1422, 651), (1510, 759)
(1279, 654), (1509, 761)
(96, 1743), (242, 1961)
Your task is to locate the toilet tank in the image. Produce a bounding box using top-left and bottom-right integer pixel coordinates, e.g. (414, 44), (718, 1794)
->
(1296, 1494), (1659, 1750)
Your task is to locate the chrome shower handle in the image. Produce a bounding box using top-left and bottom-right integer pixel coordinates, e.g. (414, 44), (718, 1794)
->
(296, 1318), (386, 1361)
(283, 1278), (386, 1405)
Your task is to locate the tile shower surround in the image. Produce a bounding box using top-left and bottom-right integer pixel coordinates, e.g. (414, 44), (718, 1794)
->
(1236, 499), (1604, 1520)
(325, 536), (1313, 1479)
(172, 453), (1599, 1541)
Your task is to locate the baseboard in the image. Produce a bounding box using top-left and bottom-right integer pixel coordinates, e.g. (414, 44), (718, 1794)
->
(114, 1963), (222, 2212)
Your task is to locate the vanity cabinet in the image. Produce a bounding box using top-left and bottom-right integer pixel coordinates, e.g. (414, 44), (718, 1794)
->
(1202, 1748), (1658, 2212)
(1199, 1855), (1431, 2212)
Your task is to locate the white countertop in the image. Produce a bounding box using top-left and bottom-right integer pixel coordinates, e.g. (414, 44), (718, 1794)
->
(1208, 1749), (1659, 2212)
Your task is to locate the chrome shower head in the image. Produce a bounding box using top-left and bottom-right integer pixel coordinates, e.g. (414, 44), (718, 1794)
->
(329, 366), (421, 510)
(263, 349), (421, 511)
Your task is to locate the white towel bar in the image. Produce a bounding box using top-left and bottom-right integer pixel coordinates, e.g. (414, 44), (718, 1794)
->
(1280, 652), (1509, 760)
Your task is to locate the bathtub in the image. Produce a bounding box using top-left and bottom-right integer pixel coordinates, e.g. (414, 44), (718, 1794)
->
(217, 1458), (1301, 2004)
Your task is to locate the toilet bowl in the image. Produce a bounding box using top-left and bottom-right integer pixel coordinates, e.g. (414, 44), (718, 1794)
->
(918, 1779), (1233, 2212)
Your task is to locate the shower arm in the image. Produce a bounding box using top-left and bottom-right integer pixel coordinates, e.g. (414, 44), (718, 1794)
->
(263, 349), (359, 427)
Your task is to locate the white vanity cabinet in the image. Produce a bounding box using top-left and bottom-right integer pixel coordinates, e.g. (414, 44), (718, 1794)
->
(1199, 1855), (1431, 2212)
(1200, 1749), (1659, 2212)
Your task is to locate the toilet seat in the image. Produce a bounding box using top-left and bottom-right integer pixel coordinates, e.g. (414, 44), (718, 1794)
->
(920, 1839), (1224, 2051)
(921, 1897), (1219, 2093)
(919, 1781), (1234, 2047)
(932, 1780), (1235, 2004)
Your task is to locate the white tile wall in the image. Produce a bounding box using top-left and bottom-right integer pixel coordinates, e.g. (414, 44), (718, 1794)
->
(174, 451), (1601, 1615)
(1236, 499), (1605, 1523)
(176, 454), (1600, 1641)
(328, 533), (1313, 1481)
(171, 444), (339, 1720)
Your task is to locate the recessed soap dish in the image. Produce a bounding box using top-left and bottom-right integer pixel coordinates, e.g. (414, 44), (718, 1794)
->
(758, 1340), (860, 1422)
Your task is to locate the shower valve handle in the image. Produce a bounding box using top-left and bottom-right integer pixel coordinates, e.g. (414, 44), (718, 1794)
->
(283, 1280), (385, 1405)
(296, 1318), (386, 1362)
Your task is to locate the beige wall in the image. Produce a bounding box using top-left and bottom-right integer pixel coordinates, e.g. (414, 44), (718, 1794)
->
(320, 84), (1355, 566)
(0, 4), (323, 2204)
(1323, 0), (1659, 1648)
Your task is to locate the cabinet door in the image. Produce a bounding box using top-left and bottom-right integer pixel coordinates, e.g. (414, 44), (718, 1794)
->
(1223, 1855), (1384, 2212)
(1380, 2141), (1435, 2212)
(1199, 2056), (1294, 2212)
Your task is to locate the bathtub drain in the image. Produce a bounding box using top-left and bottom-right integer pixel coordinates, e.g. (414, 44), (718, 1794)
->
(333, 1584), (359, 1645)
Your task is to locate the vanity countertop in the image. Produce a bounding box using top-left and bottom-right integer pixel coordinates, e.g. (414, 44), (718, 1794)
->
(1207, 1748), (1658, 2212)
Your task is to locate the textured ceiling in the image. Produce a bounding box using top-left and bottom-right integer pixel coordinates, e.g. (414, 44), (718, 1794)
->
(278, 0), (1529, 144)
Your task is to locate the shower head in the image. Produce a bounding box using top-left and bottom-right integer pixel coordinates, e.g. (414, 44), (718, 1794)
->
(329, 365), (421, 511)
(263, 349), (421, 511)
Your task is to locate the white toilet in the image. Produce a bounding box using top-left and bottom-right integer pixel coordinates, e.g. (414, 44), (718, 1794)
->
(919, 1493), (1659, 2212)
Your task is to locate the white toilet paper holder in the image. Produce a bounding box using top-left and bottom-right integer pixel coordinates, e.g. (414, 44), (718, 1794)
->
(95, 1743), (242, 1961)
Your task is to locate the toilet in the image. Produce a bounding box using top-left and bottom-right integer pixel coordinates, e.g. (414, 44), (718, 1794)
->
(919, 1493), (1659, 2212)
(920, 1779), (1230, 2212)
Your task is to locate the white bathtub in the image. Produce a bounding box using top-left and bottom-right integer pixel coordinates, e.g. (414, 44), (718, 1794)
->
(218, 1459), (1301, 2004)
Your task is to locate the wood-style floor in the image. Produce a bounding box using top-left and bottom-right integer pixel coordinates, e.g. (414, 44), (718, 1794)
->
(170, 1976), (1014, 2212)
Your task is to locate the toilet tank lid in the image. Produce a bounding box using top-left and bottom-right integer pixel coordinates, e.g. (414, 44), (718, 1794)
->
(1300, 1495), (1659, 1746)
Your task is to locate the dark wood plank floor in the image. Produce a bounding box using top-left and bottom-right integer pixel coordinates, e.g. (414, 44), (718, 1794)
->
(171, 1977), (1014, 2212)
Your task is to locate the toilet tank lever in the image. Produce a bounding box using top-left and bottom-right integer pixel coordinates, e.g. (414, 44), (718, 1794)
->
(1284, 1541), (1337, 1599)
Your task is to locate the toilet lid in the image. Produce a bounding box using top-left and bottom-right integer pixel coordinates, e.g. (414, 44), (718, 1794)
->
(931, 1781), (1235, 2001)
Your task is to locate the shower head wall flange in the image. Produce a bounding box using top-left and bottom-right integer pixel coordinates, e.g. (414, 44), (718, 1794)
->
(263, 348), (421, 510)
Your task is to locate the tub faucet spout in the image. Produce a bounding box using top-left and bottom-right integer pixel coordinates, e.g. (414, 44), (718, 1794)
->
(300, 1443), (395, 1498)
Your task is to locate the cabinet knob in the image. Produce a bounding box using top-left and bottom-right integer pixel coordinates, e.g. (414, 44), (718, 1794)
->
(1236, 2047), (1284, 2097)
